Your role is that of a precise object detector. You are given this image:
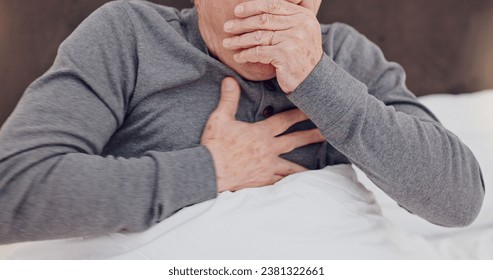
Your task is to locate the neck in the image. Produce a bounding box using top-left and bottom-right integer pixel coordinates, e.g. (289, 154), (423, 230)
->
(196, 11), (222, 59)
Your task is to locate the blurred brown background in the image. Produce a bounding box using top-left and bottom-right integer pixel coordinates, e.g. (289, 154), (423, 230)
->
(1, 0), (493, 127)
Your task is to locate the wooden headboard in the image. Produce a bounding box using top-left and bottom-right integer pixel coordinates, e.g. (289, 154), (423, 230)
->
(1, 0), (493, 126)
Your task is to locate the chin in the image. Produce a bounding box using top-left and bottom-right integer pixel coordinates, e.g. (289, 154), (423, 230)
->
(233, 63), (277, 82)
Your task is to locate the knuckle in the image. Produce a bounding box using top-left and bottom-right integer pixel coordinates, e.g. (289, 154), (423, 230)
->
(257, 46), (272, 63)
(257, 13), (269, 29)
(216, 110), (230, 118)
(208, 112), (223, 122)
(238, 17), (248, 28)
(221, 95), (236, 103)
(256, 46), (267, 58)
(255, 46), (262, 58)
(236, 50), (246, 59)
(254, 30), (263, 43)
(267, 0), (282, 13)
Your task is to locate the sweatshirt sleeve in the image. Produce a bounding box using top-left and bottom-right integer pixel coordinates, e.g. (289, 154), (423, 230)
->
(0, 2), (217, 244)
(288, 23), (485, 227)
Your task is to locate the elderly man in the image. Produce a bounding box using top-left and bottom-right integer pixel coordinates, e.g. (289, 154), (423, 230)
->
(0, 0), (484, 244)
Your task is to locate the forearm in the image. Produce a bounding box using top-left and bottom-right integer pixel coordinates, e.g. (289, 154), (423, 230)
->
(0, 144), (216, 244)
(0, 0), (219, 242)
(289, 55), (485, 226)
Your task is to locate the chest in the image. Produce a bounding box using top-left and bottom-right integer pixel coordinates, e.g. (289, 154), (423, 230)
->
(103, 71), (295, 157)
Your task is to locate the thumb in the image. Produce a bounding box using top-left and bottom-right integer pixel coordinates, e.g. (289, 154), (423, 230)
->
(215, 77), (241, 119)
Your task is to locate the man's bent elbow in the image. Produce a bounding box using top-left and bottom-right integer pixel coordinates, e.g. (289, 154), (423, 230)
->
(432, 181), (485, 228)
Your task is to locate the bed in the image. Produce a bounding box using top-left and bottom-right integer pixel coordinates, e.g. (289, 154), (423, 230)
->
(0, 90), (491, 260)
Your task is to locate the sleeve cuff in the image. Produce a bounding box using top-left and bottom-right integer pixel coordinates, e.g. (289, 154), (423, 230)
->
(146, 145), (218, 223)
(287, 54), (368, 134)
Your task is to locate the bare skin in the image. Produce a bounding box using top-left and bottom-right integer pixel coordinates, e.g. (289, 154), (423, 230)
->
(196, 0), (325, 192)
(201, 78), (325, 192)
(195, 0), (323, 89)
(224, 0), (323, 93)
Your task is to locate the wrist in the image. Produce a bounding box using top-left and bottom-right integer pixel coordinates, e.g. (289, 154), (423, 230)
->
(281, 50), (324, 94)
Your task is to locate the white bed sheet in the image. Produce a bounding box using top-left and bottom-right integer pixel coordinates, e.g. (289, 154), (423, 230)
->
(0, 165), (442, 260)
(1, 90), (492, 260)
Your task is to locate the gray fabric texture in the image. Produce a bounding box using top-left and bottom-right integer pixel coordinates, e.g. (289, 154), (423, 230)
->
(0, 0), (484, 244)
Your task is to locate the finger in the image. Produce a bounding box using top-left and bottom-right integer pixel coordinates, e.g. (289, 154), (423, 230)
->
(274, 158), (308, 176)
(260, 109), (309, 136)
(224, 13), (294, 35)
(234, 0), (305, 18)
(274, 129), (326, 154)
(214, 77), (241, 119)
(271, 175), (285, 185)
(232, 174), (284, 191)
(233, 45), (278, 65)
(224, 30), (281, 50)
(284, 0), (303, 4)
(256, 175), (285, 187)
(298, 1), (321, 13)
(282, 0), (321, 14)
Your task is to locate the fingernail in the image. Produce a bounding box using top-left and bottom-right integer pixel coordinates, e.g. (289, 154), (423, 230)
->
(223, 38), (231, 47)
(224, 21), (233, 31)
(234, 5), (244, 15)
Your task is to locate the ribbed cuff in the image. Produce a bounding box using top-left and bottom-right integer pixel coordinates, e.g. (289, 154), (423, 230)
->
(288, 54), (368, 134)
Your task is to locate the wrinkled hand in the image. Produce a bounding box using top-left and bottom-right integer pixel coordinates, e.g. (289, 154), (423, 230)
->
(201, 77), (325, 192)
(223, 0), (323, 93)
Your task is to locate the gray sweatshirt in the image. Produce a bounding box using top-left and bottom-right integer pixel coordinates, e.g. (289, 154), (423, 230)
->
(0, 0), (484, 244)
